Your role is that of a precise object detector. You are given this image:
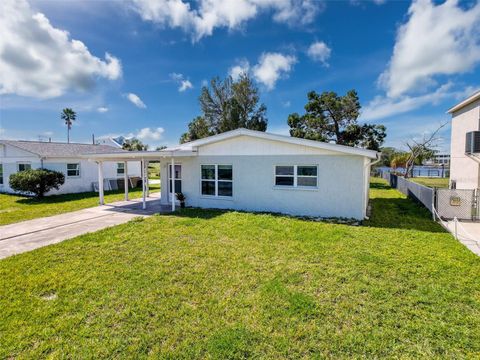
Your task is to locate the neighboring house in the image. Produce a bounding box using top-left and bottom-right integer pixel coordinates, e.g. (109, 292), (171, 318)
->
(85, 128), (379, 219)
(423, 153), (450, 166)
(0, 140), (141, 195)
(448, 90), (480, 189)
(96, 136), (125, 148)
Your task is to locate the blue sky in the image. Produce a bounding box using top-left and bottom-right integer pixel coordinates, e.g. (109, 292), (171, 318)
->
(1, 0), (479, 151)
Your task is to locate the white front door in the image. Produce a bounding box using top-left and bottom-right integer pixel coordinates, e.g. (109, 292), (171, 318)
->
(168, 164), (182, 202)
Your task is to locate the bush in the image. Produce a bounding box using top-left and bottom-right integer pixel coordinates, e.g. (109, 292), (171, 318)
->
(9, 169), (65, 198)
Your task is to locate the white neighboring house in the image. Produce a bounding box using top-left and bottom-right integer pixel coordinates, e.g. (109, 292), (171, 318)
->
(448, 90), (480, 189)
(84, 128), (379, 219)
(0, 140), (141, 195)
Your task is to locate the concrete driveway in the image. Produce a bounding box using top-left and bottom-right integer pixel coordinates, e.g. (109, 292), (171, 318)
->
(446, 220), (480, 256)
(0, 195), (170, 260)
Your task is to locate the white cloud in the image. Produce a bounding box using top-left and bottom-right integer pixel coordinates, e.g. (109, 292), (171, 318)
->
(379, 0), (480, 98)
(97, 107), (109, 113)
(229, 59), (250, 80)
(130, 0), (322, 41)
(361, 83), (475, 121)
(252, 52), (296, 90)
(170, 73), (193, 92)
(0, 0), (122, 99)
(126, 93), (147, 108)
(282, 100), (291, 108)
(307, 41), (331, 66)
(135, 127), (165, 141)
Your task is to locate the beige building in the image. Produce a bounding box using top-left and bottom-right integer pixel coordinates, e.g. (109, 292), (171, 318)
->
(448, 91), (480, 189)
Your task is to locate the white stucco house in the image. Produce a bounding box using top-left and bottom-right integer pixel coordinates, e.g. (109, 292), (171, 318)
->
(0, 140), (141, 195)
(448, 90), (480, 189)
(84, 129), (379, 220)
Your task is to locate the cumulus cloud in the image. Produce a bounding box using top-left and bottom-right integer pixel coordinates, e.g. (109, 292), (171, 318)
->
(97, 107), (109, 113)
(135, 127), (165, 141)
(0, 0), (122, 99)
(307, 41), (331, 66)
(169, 73), (193, 92)
(229, 59), (250, 81)
(379, 0), (480, 98)
(252, 52), (296, 90)
(130, 0), (322, 41)
(126, 93), (147, 108)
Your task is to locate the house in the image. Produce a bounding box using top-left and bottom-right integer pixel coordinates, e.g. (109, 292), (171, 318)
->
(84, 129), (379, 219)
(447, 90), (480, 189)
(0, 140), (141, 195)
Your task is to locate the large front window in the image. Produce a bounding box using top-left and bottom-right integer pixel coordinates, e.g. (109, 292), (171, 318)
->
(201, 164), (233, 197)
(275, 165), (317, 188)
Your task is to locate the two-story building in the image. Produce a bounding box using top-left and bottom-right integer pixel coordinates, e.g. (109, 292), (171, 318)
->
(448, 91), (480, 189)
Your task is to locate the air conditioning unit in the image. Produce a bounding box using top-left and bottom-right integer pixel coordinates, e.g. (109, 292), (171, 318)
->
(465, 131), (480, 154)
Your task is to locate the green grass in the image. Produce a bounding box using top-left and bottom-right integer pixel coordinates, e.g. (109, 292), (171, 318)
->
(410, 177), (449, 188)
(0, 184), (159, 226)
(1, 178), (479, 358)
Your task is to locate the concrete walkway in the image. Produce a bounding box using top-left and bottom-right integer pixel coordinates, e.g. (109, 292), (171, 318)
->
(446, 220), (480, 256)
(0, 194), (170, 260)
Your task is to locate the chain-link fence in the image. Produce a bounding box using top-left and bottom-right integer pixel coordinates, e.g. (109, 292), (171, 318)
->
(435, 188), (478, 221)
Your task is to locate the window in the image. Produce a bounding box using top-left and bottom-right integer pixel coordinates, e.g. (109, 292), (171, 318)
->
(275, 165), (317, 188)
(117, 162), (125, 175)
(201, 164), (233, 197)
(17, 163), (31, 172)
(66, 163), (80, 177)
(0, 164), (3, 185)
(168, 164), (182, 193)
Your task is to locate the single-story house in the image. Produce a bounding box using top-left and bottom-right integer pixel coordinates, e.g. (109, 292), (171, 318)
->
(447, 90), (480, 189)
(84, 129), (379, 219)
(0, 140), (141, 195)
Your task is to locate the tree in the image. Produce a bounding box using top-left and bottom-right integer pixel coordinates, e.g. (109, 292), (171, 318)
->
(403, 122), (447, 178)
(180, 74), (267, 142)
(9, 169), (65, 198)
(155, 145), (167, 151)
(122, 138), (149, 151)
(180, 116), (213, 144)
(287, 90), (386, 150)
(61, 108), (76, 143)
(379, 147), (402, 167)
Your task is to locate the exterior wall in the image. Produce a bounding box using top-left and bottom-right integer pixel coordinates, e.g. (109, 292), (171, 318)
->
(450, 99), (480, 189)
(0, 144), (141, 195)
(161, 154), (368, 219)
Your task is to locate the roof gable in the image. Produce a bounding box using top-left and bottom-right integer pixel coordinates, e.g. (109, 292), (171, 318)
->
(169, 129), (378, 158)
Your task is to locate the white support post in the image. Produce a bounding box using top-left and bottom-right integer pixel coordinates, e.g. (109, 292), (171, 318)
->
(146, 160), (150, 198)
(124, 161), (129, 201)
(142, 159), (146, 210)
(171, 157), (176, 212)
(98, 161), (104, 205)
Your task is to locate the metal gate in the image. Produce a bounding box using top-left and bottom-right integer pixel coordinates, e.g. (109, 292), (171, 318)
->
(435, 188), (479, 221)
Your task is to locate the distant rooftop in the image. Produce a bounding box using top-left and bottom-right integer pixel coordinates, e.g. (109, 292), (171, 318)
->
(0, 140), (126, 158)
(447, 90), (480, 114)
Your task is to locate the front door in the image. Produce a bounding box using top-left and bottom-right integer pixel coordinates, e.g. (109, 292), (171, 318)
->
(168, 164), (182, 202)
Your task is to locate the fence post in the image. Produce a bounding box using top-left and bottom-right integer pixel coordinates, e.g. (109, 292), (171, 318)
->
(432, 188), (436, 221)
(454, 217), (458, 240)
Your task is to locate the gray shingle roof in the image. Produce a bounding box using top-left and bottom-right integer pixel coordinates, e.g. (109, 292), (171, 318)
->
(0, 140), (126, 157)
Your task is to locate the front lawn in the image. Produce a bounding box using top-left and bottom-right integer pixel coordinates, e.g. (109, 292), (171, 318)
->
(1, 179), (479, 358)
(0, 184), (159, 226)
(410, 177), (449, 188)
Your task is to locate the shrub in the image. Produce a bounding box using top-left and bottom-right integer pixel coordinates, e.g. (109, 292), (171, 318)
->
(9, 169), (65, 198)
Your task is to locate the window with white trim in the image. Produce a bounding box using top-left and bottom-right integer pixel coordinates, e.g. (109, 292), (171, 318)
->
(117, 162), (125, 175)
(66, 163), (80, 177)
(275, 165), (317, 188)
(201, 164), (232, 197)
(0, 163), (3, 185)
(168, 164), (182, 193)
(17, 163), (31, 172)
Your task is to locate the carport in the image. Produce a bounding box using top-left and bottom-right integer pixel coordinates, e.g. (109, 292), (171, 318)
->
(82, 149), (197, 211)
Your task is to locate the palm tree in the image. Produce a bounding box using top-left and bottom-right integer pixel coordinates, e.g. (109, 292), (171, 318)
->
(122, 138), (149, 151)
(61, 108), (76, 143)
